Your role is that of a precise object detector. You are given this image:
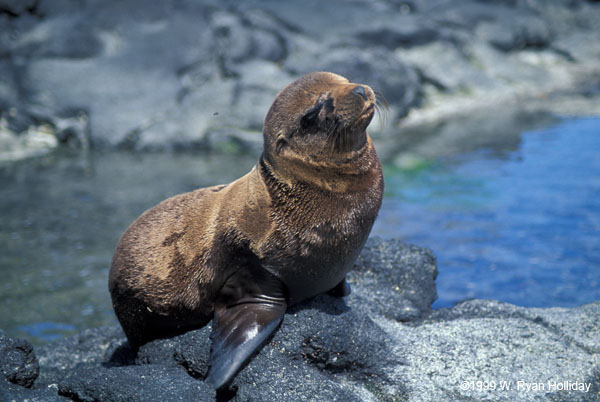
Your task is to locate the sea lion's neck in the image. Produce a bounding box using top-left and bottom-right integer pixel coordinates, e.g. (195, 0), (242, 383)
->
(260, 134), (381, 193)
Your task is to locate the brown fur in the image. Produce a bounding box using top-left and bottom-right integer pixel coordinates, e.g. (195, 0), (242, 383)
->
(109, 72), (383, 348)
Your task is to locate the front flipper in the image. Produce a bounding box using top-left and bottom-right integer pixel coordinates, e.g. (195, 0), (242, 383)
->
(205, 266), (287, 390)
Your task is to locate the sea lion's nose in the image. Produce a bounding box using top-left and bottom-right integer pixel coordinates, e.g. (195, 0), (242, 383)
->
(352, 85), (368, 101)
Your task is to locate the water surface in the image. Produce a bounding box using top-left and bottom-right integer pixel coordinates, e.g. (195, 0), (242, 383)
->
(374, 116), (600, 307)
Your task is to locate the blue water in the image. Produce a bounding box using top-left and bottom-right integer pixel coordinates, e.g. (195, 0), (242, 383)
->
(372, 117), (600, 307)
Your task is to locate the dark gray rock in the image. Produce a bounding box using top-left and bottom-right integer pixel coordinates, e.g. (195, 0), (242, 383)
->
(36, 326), (128, 386)
(475, 13), (553, 52)
(0, 379), (68, 402)
(356, 24), (440, 50)
(210, 8), (288, 72)
(0, 333), (39, 388)
(230, 294), (407, 401)
(135, 326), (212, 378)
(58, 364), (215, 402)
(0, 331), (66, 401)
(2, 239), (600, 401)
(0, 0), (37, 16)
(349, 238), (438, 321)
(30, 298), (405, 401)
(34, 0), (83, 17)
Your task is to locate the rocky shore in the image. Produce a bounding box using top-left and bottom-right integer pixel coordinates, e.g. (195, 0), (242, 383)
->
(1, 0), (600, 160)
(1, 238), (599, 401)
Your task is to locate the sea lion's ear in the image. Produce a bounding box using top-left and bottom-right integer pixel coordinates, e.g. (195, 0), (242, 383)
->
(205, 266), (287, 390)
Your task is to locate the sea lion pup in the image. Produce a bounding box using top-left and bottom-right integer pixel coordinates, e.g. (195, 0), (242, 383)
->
(109, 71), (384, 389)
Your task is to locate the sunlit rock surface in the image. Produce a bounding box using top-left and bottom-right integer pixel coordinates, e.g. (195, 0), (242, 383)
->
(1, 0), (599, 160)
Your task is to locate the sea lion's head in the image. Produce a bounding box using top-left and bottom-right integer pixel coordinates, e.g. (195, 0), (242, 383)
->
(263, 72), (377, 166)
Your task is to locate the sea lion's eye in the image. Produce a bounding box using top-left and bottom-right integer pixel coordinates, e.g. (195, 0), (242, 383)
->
(301, 103), (323, 129)
(300, 98), (335, 129)
(322, 98), (335, 115)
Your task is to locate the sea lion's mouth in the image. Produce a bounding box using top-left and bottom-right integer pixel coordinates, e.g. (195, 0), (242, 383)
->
(357, 104), (375, 124)
(361, 104), (375, 117)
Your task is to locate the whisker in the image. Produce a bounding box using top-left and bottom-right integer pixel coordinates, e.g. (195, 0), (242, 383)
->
(374, 90), (389, 110)
(333, 124), (343, 154)
(372, 90), (389, 131)
(325, 120), (338, 155)
(374, 102), (388, 130)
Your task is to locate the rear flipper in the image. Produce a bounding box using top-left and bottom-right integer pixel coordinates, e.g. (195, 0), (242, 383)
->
(205, 266), (287, 390)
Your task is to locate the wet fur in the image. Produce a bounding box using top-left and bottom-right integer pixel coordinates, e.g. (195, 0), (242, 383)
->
(109, 72), (384, 350)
